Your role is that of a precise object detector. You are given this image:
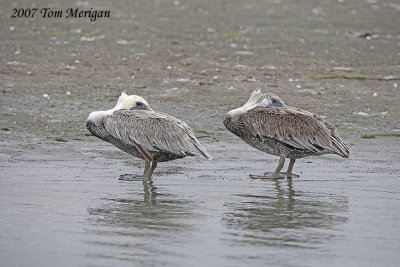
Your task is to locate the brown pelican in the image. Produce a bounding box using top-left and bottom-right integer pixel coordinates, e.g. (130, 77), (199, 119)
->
(223, 89), (349, 179)
(87, 92), (211, 180)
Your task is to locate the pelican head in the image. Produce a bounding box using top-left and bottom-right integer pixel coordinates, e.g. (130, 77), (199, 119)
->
(227, 89), (286, 117)
(87, 92), (153, 126)
(115, 91), (152, 111)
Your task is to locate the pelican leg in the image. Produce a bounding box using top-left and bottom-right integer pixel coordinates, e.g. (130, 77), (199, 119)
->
(142, 160), (158, 180)
(271, 156), (286, 178)
(142, 160), (151, 180)
(119, 162), (150, 181)
(250, 156), (286, 179)
(119, 161), (156, 181)
(147, 161), (158, 179)
(285, 158), (299, 179)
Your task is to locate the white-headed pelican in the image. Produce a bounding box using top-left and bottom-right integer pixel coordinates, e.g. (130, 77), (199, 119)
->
(87, 92), (211, 180)
(223, 89), (349, 179)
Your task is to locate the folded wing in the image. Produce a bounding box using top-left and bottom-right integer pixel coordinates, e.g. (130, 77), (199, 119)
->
(103, 110), (211, 158)
(244, 107), (349, 157)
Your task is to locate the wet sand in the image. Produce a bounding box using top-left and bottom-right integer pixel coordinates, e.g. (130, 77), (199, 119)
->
(1, 0), (400, 266)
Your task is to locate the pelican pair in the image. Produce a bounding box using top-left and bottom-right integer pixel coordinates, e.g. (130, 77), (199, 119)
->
(87, 90), (349, 180)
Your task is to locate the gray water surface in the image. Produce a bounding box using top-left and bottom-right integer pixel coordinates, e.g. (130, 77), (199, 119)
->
(1, 137), (400, 267)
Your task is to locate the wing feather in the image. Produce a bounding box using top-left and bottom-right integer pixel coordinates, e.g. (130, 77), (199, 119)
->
(103, 110), (211, 158)
(244, 107), (348, 156)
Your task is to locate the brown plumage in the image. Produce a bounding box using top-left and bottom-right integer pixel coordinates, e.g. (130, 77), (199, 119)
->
(87, 92), (211, 180)
(223, 89), (349, 179)
(102, 110), (211, 162)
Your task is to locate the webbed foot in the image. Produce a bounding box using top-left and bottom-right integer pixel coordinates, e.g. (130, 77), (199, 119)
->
(119, 174), (143, 181)
(250, 172), (286, 179)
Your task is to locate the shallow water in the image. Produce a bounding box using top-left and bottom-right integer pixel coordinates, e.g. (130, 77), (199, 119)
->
(1, 137), (400, 267)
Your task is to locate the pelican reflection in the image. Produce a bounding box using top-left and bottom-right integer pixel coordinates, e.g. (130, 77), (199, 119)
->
(223, 179), (348, 248)
(84, 176), (197, 263)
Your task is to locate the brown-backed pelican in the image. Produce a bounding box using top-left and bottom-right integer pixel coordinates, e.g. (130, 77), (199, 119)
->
(87, 92), (211, 180)
(223, 89), (349, 179)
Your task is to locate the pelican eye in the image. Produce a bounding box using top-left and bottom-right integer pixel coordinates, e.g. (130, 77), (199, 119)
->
(131, 101), (148, 110)
(270, 98), (283, 108)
